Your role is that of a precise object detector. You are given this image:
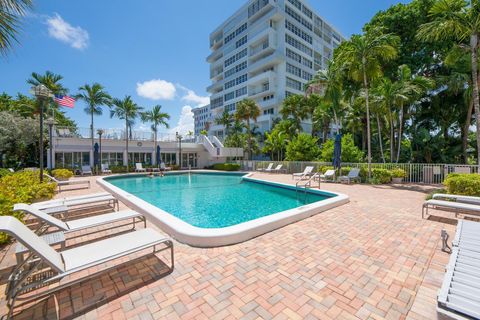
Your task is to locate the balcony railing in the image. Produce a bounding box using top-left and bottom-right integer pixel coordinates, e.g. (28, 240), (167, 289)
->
(54, 127), (197, 143)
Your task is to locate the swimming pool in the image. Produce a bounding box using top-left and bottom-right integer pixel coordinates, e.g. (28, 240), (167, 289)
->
(98, 171), (349, 247)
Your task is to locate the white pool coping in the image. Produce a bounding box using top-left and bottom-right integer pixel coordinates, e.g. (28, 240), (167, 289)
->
(97, 171), (349, 247)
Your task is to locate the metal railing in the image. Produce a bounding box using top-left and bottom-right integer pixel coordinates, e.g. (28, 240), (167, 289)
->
(238, 160), (480, 184)
(55, 127), (197, 143)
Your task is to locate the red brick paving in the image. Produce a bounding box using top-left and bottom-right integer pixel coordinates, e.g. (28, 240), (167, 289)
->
(0, 173), (461, 319)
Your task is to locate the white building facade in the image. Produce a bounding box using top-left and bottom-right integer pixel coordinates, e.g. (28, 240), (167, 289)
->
(206, 0), (344, 138)
(48, 127), (243, 170)
(192, 104), (212, 136)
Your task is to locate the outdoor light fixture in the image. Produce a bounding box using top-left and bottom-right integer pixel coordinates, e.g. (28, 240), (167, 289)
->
(30, 84), (53, 182)
(97, 129), (104, 168)
(45, 117), (56, 171)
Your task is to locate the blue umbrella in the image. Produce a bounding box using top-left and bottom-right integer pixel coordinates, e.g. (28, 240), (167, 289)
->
(333, 134), (342, 170)
(156, 145), (161, 165)
(93, 143), (100, 166)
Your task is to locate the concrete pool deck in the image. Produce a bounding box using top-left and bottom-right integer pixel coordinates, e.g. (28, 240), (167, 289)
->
(0, 172), (462, 319)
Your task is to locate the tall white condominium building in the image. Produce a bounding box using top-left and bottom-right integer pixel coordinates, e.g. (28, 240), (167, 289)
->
(206, 0), (344, 138)
(193, 104), (212, 136)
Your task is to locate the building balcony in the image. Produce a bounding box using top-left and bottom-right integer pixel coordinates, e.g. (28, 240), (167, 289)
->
(206, 80), (224, 94)
(247, 51), (283, 74)
(249, 84), (275, 99)
(248, 70), (274, 86)
(207, 50), (223, 63)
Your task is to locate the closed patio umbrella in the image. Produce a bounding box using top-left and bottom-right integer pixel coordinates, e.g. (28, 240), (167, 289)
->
(333, 134), (342, 171)
(156, 145), (161, 166)
(93, 142), (99, 166)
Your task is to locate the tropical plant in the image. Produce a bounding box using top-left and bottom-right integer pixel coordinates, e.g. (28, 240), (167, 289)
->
(280, 94), (307, 131)
(141, 105), (170, 165)
(417, 0), (480, 164)
(110, 96), (143, 172)
(336, 30), (399, 176)
(0, 0), (32, 56)
(27, 71), (69, 119)
(75, 83), (112, 153)
(320, 133), (364, 163)
(262, 128), (288, 160)
(235, 99), (260, 160)
(215, 109), (233, 136)
(285, 133), (321, 161)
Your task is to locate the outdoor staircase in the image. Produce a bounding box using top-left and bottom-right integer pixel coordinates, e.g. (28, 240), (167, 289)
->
(199, 135), (244, 158)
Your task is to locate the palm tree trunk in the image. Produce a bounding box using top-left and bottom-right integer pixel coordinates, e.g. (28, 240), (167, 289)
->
(91, 110), (94, 169)
(333, 109), (340, 134)
(125, 118), (129, 172)
(363, 68), (372, 179)
(396, 104), (404, 163)
(154, 129), (157, 166)
(376, 114), (386, 163)
(246, 120), (251, 160)
(463, 99), (474, 163)
(471, 34), (480, 166)
(390, 117), (394, 163)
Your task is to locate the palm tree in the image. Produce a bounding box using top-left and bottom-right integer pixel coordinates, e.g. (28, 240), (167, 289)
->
(75, 83), (112, 155)
(235, 99), (260, 160)
(0, 0), (32, 56)
(337, 31), (399, 177)
(215, 109), (233, 137)
(27, 71), (68, 114)
(280, 94), (308, 131)
(110, 96), (143, 172)
(307, 60), (344, 132)
(417, 0), (480, 164)
(141, 105), (170, 166)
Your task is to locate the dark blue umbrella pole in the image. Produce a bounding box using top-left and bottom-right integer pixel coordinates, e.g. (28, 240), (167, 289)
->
(333, 134), (342, 174)
(156, 145), (161, 166)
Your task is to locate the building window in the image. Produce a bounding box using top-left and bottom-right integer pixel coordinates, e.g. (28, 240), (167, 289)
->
(161, 153), (177, 165)
(285, 5), (312, 30)
(236, 35), (248, 48)
(211, 97), (224, 109)
(54, 152), (90, 168)
(224, 91), (235, 101)
(286, 77), (303, 91)
(128, 152), (152, 164)
(287, 0), (302, 10)
(287, 63), (302, 78)
(248, 0), (269, 18)
(263, 94), (274, 101)
(225, 103), (236, 112)
(285, 20), (312, 44)
(263, 108), (274, 115)
(285, 34), (313, 56)
(236, 86), (247, 97)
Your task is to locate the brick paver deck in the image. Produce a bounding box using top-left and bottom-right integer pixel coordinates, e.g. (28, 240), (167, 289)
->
(0, 172), (460, 319)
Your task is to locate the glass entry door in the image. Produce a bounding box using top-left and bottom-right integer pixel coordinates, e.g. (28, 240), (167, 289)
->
(181, 153), (197, 168)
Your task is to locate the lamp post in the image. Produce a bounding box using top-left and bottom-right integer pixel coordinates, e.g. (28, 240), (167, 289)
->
(176, 132), (182, 169)
(97, 129), (104, 172)
(45, 117), (56, 171)
(31, 84), (53, 182)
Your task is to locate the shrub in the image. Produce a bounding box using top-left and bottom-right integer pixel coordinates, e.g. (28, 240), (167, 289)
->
(0, 168), (13, 178)
(285, 133), (321, 161)
(372, 168), (392, 184)
(110, 165), (128, 173)
(320, 133), (364, 162)
(51, 168), (73, 180)
(0, 171), (56, 244)
(391, 168), (406, 178)
(444, 173), (480, 196)
(212, 163), (241, 171)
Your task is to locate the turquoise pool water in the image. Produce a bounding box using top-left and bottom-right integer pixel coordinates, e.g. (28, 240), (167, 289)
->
(107, 173), (333, 228)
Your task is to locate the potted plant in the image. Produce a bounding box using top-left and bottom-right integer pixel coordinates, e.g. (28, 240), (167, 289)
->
(391, 168), (406, 184)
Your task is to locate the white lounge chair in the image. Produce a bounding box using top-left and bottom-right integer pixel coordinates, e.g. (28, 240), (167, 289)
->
(44, 173), (90, 192)
(0, 216), (173, 319)
(318, 169), (336, 182)
(271, 164), (285, 174)
(258, 163), (273, 172)
(422, 199), (480, 219)
(339, 168), (361, 184)
(433, 193), (480, 205)
(32, 192), (119, 213)
(265, 164), (282, 173)
(135, 163), (147, 172)
(13, 204), (146, 262)
(101, 163), (112, 174)
(160, 162), (171, 171)
(292, 166), (314, 180)
(81, 165), (93, 176)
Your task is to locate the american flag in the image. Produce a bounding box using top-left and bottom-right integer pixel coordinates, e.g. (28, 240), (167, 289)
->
(54, 95), (75, 108)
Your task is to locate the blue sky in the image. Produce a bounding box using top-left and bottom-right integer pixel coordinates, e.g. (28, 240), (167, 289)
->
(1, 0), (409, 134)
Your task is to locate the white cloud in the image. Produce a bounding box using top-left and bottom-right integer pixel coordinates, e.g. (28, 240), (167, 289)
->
(136, 79), (176, 100)
(46, 13), (89, 50)
(169, 105), (194, 136)
(177, 85), (210, 107)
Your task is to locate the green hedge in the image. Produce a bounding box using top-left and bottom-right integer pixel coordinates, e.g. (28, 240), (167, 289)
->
(0, 168), (13, 178)
(0, 171), (57, 244)
(444, 173), (480, 196)
(372, 168), (392, 184)
(212, 163), (241, 171)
